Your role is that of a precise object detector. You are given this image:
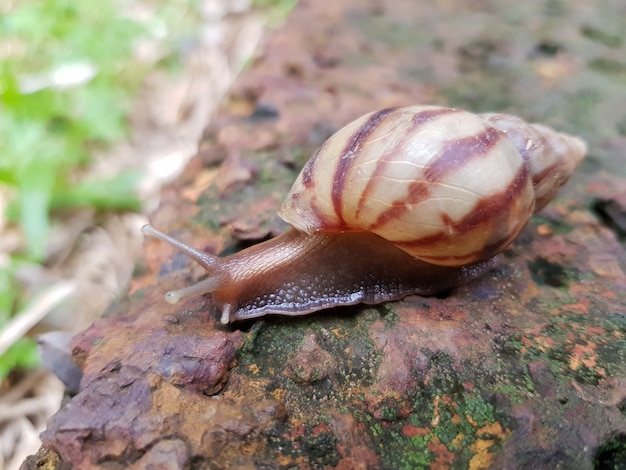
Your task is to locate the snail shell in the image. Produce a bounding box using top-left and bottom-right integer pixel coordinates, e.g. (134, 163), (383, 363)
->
(143, 105), (586, 323)
(280, 105), (585, 266)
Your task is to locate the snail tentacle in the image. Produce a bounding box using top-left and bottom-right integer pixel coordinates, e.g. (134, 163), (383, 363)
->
(164, 277), (226, 304)
(220, 304), (232, 325)
(142, 224), (230, 304)
(142, 225), (222, 272)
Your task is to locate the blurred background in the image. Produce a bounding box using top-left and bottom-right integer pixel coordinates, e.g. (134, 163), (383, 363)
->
(0, 0), (294, 467)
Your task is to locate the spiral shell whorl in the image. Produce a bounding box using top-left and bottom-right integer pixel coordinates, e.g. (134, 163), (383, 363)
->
(481, 113), (587, 211)
(279, 106), (584, 267)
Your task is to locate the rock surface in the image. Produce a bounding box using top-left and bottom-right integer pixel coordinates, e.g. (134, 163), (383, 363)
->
(27, 0), (626, 468)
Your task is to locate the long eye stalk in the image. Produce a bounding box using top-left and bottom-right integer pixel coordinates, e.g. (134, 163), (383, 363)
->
(142, 224), (229, 307)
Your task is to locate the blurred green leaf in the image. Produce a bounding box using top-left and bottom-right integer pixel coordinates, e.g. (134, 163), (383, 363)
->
(76, 84), (132, 143)
(19, 162), (56, 260)
(0, 0), (208, 380)
(0, 338), (41, 383)
(51, 171), (143, 211)
(0, 266), (17, 325)
(0, 0), (150, 261)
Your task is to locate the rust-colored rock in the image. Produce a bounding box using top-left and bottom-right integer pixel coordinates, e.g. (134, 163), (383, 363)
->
(283, 333), (338, 384)
(31, 0), (626, 468)
(70, 297), (242, 396)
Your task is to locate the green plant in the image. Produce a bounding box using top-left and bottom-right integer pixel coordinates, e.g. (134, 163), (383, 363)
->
(0, 0), (149, 381)
(0, 0), (147, 260)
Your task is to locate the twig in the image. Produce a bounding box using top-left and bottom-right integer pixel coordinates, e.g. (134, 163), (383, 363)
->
(0, 282), (76, 357)
(0, 394), (61, 423)
(0, 369), (47, 404)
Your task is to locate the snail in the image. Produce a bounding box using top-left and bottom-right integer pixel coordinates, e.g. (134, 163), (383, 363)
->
(142, 105), (586, 324)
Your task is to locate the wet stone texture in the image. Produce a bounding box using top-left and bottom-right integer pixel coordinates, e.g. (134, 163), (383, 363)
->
(29, 0), (626, 468)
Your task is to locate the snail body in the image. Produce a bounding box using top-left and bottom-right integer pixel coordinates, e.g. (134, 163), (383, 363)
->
(143, 105), (586, 324)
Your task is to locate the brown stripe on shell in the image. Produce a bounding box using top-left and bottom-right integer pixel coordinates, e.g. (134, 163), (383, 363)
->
(530, 161), (563, 189)
(395, 162), (532, 262)
(411, 230), (519, 265)
(411, 106), (461, 126)
(370, 126), (504, 230)
(529, 160), (569, 212)
(369, 181), (431, 229)
(423, 126), (502, 182)
(331, 107), (398, 225)
(355, 107), (462, 220)
(523, 126), (559, 189)
(285, 179), (327, 233)
(480, 114), (533, 159)
(453, 159), (530, 233)
(301, 146), (322, 188)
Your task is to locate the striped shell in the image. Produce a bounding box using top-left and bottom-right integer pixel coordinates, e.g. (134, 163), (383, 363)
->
(279, 105), (586, 267)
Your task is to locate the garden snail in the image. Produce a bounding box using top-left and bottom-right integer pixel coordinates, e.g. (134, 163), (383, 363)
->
(143, 105), (586, 324)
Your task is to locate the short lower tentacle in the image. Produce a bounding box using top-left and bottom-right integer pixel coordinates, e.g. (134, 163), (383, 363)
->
(220, 304), (232, 325)
(165, 277), (225, 304)
(143, 224), (230, 305)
